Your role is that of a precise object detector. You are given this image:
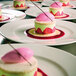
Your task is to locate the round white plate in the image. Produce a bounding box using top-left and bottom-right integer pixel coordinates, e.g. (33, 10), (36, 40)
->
(0, 9), (26, 23)
(25, 7), (76, 19)
(0, 44), (76, 76)
(2, 9), (26, 19)
(41, 0), (76, 8)
(0, 19), (76, 46)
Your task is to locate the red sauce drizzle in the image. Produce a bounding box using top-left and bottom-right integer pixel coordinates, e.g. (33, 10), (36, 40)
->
(26, 28), (65, 39)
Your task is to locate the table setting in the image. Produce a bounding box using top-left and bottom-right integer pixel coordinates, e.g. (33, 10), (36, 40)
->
(0, 0), (76, 76)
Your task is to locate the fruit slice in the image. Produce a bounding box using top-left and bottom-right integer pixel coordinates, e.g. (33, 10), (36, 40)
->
(16, 4), (19, 7)
(36, 27), (55, 34)
(0, 16), (2, 18)
(54, 11), (64, 16)
(34, 71), (37, 76)
(50, 11), (55, 16)
(36, 28), (43, 34)
(43, 27), (55, 34)
(50, 11), (64, 16)
(62, 2), (70, 6)
(20, 4), (24, 7)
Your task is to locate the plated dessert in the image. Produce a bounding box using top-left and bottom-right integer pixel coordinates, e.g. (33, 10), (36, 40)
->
(35, 12), (56, 34)
(26, 12), (65, 39)
(13, 0), (27, 9)
(0, 6), (10, 22)
(59, 0), (74, 7)
(49, 2), (64, 17)
(59, 0), (70, 6)
(0, 47), (47, 76)
(49, 1), (69, 19)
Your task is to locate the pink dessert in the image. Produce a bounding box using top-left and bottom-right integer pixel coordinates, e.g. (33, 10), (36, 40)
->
(51, 2), (62, 8)
(35, 12), (56, 34)
(2, 47), (34, 63)
(26, 12), (65, 39)
(36, 12), (55, 22)
(0, 47), (48, 76)
(49, 1), (64, 16)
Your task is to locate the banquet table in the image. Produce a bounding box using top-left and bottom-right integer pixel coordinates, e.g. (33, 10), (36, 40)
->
(0, 1), (76, 56)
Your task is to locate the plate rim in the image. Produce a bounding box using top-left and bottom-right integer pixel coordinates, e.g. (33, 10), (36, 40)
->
(1, 9), (26, 23)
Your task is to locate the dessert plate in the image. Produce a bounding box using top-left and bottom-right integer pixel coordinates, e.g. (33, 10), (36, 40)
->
(41, 0), (76, 8)
(0, 44), (76, 76)
(0, 9), (26, 23)
(0, 19), (76, 46)
(1, 1), (41, 10)
(2, 9), (26, 19)
(25, 7), (76, 19)
(0, 13), (15, 23)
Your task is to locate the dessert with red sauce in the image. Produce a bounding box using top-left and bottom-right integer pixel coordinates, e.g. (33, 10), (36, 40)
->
(0, 5), (10, 22)
(49, 1), (69, 19)
(13, 0), (26, 9)
(59, 0), (70, 6)
(0, 47), (47, 76)
(35, 12), (56, 34)
(26, 12), (65, 39)
(49, 1), (64, 17)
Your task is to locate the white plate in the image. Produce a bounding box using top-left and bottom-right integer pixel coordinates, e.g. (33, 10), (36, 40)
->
(41, 0), (76, 8)
(25, 7), (76, 19)
(0, 9), (26, 23)
(0, 19), (76, 46)
(2, 9), (26, 19)
(0, 44), (76, 76)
